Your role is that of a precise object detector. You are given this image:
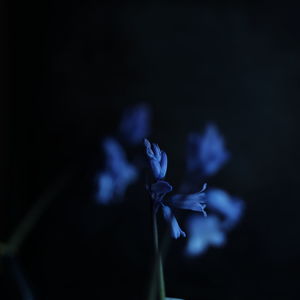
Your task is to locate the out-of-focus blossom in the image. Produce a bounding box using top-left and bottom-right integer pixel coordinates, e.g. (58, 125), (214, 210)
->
(144, 139), (168, 180)
(96, 172), (115, 205)
(186, 123), (230, 177)
(207, 188), (244, 230)
(95, 137), (137, 204)
(144, 139), (206, 239)
(119, 103), (151, 145)
(185, 215), (226, 257)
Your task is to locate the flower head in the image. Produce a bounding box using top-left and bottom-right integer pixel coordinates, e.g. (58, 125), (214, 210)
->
(185, 215), (226, 256)
(186, 123), (230, 177)
(119, 103), (151, 145)
(144, 139), (207, 239)
(144, 139), (168, 180)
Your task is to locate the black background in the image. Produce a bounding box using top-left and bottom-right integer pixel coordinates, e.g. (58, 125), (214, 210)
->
(3, 0), (300, 299)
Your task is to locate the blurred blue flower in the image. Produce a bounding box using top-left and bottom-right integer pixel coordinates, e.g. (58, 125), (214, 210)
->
(95, 137), (137, 204)
(144, 139), (168, 180)
(186, 123), (230, 177)
(119, 103), (151, 145)
(96, 172), (115, 205)
(185, 215), (226, 257)
(207, 188), (244, 230)
(144, 139), (206, 239)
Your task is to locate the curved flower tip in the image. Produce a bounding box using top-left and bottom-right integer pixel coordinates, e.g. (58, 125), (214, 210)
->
(185, 215), (226, 257)
(207, 188), (244, 230)
(186, 123), (230, 177)
(144, 139), (168, 180)
(162, 205), (186, 239)
(169, 183), (207, 215)
(119, 103), (151, 145)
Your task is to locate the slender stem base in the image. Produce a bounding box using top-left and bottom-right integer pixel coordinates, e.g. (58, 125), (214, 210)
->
(153, 212), (166, 300)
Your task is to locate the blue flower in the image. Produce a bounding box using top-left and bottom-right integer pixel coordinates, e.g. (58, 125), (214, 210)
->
(144, 139), (207, 239)
(168, 183), (207, 216)
(95, 137), (137, 204)
(162, 205), (186, 239)
(144, 139), (168, 180)
(119, 103), (151, 145)
(185, 215), (226, 256)
(186, 123), (230, 177)
(206, 188), (244, 230)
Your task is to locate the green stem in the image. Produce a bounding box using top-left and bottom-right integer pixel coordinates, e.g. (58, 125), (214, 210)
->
(152, 211), (166, 300)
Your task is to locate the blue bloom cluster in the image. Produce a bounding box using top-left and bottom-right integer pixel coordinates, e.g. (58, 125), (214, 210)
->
(96, 103), (244, 257)
(144, 139), (206, 239)
(95, 103), (151, 204)
(184, 124), (244, 256)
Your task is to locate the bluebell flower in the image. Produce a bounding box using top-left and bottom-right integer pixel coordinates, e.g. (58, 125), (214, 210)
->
(186, 123), (230, 177)
(185, 215), (226, 257)
(144, 139), (168, 180)
(168, 184), (207, 216)
(95, 137), (137, 204)
(144, 139), (206, 239)
(119, 103), (151, 145)
(206, 188), (244, 230)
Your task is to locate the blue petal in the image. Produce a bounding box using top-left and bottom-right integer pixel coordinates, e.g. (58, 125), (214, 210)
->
(151, 180), (173, 195)
(169, 186), (207, 215)
(150, 159), (161, 179)
(159, 151), (168, 179)
(162, 205), (186, 239)
(152, 143), (162, 161)
(144, 138), (155, 159)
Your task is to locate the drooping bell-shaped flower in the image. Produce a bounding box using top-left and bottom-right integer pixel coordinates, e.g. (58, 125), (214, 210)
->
(206, 188), (244, 230)
(168, 183), (207, 216)
(119, 103), (151, 145)
(186, 123), (230, 177)
(161, 205), (186, 239)
(185, 215), (226, 256)
(96, 137), (137, 204)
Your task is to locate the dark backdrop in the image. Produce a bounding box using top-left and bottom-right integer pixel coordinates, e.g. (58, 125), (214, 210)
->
(4, 1), (300, 299)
